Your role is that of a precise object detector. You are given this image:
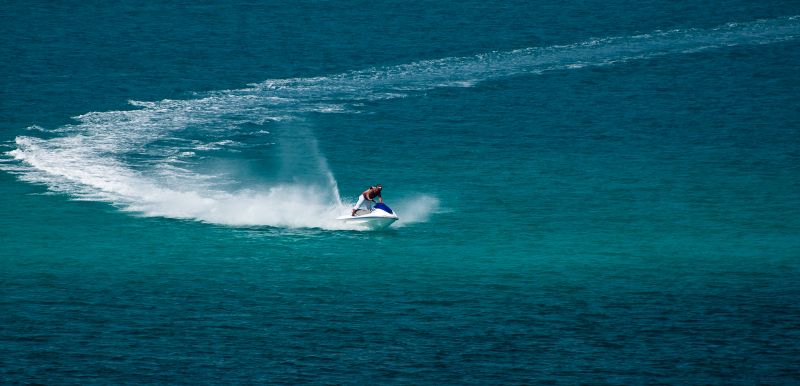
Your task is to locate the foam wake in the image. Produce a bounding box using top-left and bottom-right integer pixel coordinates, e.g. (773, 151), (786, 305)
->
(3, 16), (799, 229)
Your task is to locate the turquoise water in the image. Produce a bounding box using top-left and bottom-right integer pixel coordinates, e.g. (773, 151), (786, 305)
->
(2, 2), (800, 383)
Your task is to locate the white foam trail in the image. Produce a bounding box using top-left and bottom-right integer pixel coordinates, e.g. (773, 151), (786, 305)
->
(2, 16), (798, 229)
(245, 16), (800, 97)
(10, 135), (358, 229)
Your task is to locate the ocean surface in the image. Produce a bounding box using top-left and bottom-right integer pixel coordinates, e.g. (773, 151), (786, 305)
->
(2, 1), (800, 384)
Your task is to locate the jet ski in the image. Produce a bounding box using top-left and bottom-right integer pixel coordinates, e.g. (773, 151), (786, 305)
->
(336, 202), (398, 230)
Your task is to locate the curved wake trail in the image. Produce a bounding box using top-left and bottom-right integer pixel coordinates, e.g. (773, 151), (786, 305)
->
(3, 16), (799, 229)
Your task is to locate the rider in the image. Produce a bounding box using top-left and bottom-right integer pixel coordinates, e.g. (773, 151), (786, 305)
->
(352, 184), (383, 216)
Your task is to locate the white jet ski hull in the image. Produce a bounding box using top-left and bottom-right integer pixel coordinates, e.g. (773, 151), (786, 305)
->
(336, 203), (399, 230)
(336, 214), (398, 230)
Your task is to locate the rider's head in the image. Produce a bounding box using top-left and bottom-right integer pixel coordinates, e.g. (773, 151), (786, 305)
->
(376, 184), (382, 190)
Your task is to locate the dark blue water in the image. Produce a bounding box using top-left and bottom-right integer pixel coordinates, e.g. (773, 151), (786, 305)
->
(2, 1), (800, 384)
